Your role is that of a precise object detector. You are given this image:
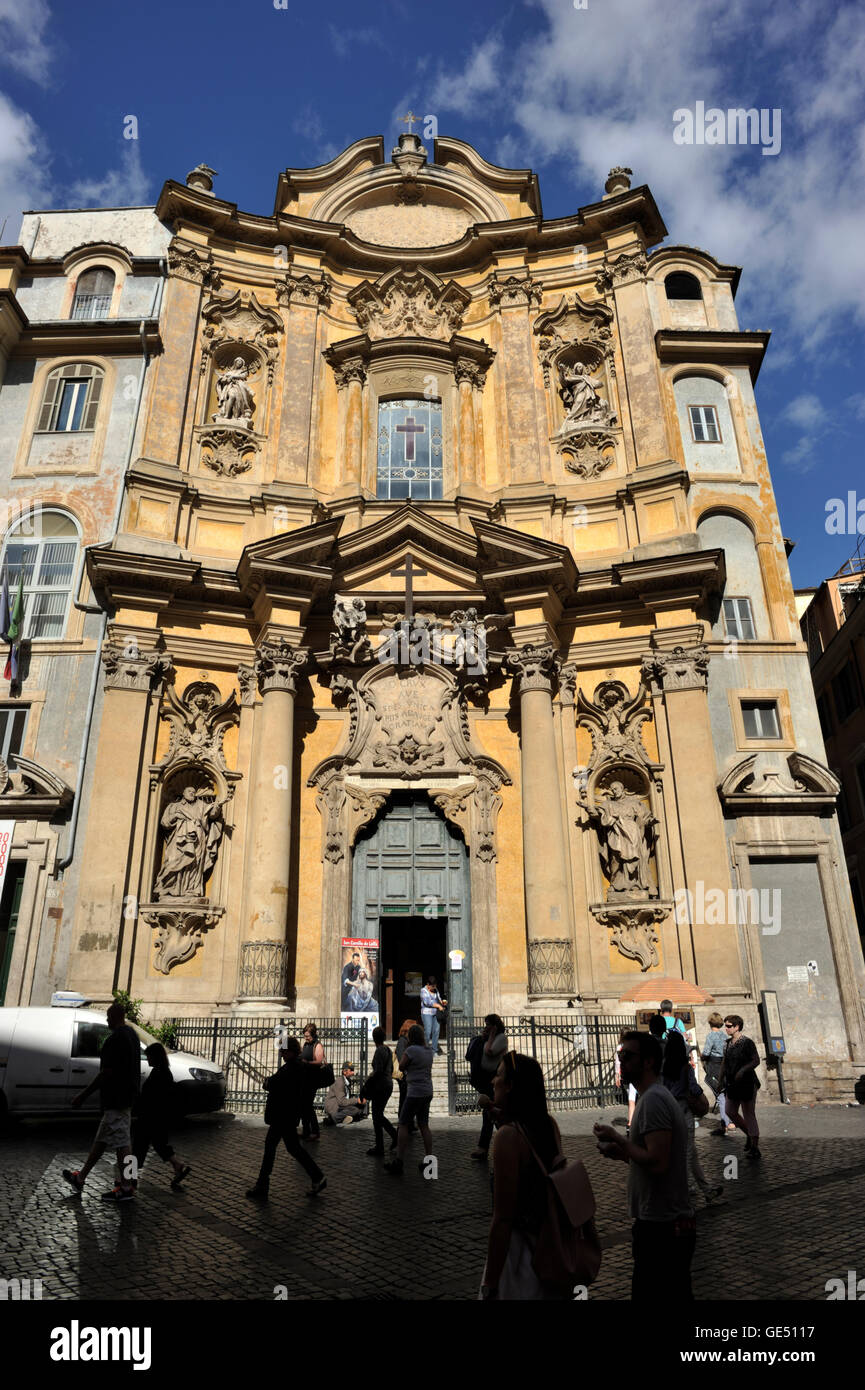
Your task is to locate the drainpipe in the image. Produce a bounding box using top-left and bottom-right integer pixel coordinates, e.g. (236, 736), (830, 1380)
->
(56, 257), (166, 872)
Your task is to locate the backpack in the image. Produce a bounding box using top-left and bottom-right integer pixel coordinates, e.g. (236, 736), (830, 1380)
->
(515, 1124), (602, 1293)
(465, 1035), (485, 1089)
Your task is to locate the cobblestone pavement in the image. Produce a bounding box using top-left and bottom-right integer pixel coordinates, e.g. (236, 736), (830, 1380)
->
(1, 1101), (863, 1301)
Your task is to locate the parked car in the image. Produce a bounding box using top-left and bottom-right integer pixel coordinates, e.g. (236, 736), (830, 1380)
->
(0, 1005), (226, 1124)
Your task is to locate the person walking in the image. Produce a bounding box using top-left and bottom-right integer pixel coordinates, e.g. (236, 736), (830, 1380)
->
(63, 1001), (142, 1202)
(247, 1038), (327, 1200)
(385, 1025), (433, 1175)
(131, 1044), (191, 1190)
(702, 1012), (734, 1135)
(420, 975), (447, 1055)
(470, 1015), (507, 1161)
(595, 1030), (696, 1302)
(480, 1052), (581, 1301)
(360, 1025), (398, 1157)
(719, 1015), (762, 1159)
(661, 1031), (721, 1205)
(299, 1023), (325, 1141)
(395, 1019), (417, 1134)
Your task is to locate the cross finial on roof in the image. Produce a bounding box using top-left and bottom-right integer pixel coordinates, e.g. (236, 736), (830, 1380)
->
(400, 111), (420, 133)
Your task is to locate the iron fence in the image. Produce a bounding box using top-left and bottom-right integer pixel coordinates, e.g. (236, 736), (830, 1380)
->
(169, 1015), (370, 1114)
(447, 1013), (637, 1114)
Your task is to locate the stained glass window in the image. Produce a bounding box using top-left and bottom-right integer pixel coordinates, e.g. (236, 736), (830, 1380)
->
(377, 398), (443, 500)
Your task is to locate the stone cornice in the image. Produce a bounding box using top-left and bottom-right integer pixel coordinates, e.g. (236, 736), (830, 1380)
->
(655, 328), (770, 384)
(13, 317), (161, 357)
(323, 331), (495, 374)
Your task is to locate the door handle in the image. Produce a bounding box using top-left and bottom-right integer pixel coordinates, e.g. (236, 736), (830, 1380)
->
(70, 1067), (86, 1074)
(49, 1066), (64, 1073)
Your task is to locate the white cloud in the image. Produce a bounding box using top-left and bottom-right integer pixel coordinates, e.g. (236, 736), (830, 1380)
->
(0, 0), (53, 85)
(426, 0), (865, 347)
(780, 435), (818, 474)
(65, 141), (151, 208)
(784, 394), (827, 429)
(0, 89), (51, 241)
(846, 393), (865, 421)
(327, 23), (387, 60)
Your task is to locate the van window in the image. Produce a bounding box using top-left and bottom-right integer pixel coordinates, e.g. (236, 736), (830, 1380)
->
(72, 1020), (110, 1058)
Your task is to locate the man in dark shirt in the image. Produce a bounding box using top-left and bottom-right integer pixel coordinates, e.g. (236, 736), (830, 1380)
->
(62, 1002), (142, 1202)
(246, 1038), (327, 1200)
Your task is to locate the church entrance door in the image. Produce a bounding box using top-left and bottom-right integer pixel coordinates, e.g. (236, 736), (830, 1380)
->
(351, 793), (471, 1033)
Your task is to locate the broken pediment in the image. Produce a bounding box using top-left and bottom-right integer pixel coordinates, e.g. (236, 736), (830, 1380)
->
(718, 752), (840, 812)
(347, 266), (471, 341)
(0, 755), (74, 818)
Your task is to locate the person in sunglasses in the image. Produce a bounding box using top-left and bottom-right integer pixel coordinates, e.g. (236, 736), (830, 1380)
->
(718, 1015), (762, 1159)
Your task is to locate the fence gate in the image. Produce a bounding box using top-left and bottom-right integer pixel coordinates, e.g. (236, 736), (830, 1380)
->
(170, 1016), (370, 1115)
(447, 1014), (636, 1114)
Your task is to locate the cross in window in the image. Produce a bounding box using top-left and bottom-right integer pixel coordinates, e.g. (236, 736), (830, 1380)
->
(395, 414), (425, 462)
(389, 555), (428, 620)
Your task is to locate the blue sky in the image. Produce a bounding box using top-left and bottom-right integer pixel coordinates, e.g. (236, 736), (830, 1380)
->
(1, 0), (862, 589)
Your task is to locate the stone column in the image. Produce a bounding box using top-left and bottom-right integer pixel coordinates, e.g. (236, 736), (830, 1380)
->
(455, 359), (479, 486)
(335, 358), (366, 489)
(237, 640), (308, 1003)
(509, 645), (576, 998)
(641, 644), (744, 989)
(66, 643), (172, 1000)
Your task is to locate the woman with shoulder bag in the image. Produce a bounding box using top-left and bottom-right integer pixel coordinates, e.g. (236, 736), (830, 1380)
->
(661, 1031), (722, 1205)
(394, 1019), (416, 1133)
(480, 1052), (600, 1301)
(719, 1015), (762, 1159)
(300, 1023), (326, 1139)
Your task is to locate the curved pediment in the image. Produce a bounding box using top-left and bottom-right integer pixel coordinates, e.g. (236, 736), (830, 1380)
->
(0, 755), (74, 817)
(718, 752), (839, 811)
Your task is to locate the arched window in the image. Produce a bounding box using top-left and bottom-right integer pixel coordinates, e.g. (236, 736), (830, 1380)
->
(71, 266), (115, 319)
(1, 511), (80, 640)
(664, 271), (702, 301)
(377, 397), (443, 500)
(36, 364), (104, 433)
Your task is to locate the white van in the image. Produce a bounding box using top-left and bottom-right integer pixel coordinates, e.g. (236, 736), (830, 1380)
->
(0, 1005), (226, 1123)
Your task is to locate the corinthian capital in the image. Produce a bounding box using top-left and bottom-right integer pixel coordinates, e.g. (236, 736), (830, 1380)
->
(102, 643), (173, 693)
(641, 644), (709, 693)
(507, 644), (560, 694)
(254, 641), (309, 695)
(332, 357), (367, 389)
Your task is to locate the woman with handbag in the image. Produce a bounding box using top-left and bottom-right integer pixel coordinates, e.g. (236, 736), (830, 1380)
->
(480, 1051), (600, 1300)
(720, 1015), (762, 1159)
(394, 1019), (416, 1133)
(661, 1031), (722, 1204)
(360, 1025), (398, 1157)
(300, 1023), (326, 1140)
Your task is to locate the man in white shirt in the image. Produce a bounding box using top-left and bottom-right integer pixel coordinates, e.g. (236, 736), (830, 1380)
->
(594, 1029), (696, 1301)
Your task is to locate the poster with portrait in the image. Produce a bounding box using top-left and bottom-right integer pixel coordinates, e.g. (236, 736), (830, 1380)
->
(340, 937), (380, 1028)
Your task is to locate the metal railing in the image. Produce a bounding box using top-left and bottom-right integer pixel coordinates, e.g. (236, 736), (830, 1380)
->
(447, 1014), (636, 1114)
(169, 1015), (370, 1114)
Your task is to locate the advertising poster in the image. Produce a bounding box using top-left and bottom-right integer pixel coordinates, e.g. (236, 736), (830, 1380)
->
(340, 936), (380, 1028)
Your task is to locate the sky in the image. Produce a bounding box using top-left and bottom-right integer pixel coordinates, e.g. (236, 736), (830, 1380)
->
(0, 0), (862, 589)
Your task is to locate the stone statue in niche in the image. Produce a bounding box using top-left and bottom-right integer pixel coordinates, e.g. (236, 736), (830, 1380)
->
(331, 595), (371, 663)
(589, 780), (657, 897)
(153, 785), (226, 901)
(213, 356), (254, 427)
(552, 360), (611, 438)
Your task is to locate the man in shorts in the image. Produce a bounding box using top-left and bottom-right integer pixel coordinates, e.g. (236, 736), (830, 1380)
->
(63, 1001), (142, 1202)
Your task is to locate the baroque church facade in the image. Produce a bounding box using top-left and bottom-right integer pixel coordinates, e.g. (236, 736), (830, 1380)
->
(2, 131), (863, 1100)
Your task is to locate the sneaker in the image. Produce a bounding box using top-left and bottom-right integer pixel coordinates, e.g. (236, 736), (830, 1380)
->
(343, 1116), (353, 1125)
(170, 1165), (191, 1190)
(245, 1185), (268, 1201)
(306, 1177), (327, 1197)
(62, 1168), (84, 1193)
(101, 1186), (135, 1202)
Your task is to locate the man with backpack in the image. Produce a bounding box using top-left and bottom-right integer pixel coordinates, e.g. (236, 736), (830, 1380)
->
(467, 1014), (508, 1161)
(595, 1029), (695, 1302)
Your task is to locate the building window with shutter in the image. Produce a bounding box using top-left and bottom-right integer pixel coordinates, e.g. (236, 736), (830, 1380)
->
(688, 404), (721, 443)
(723, 596), (756, 640)
(1, 511), (80, 640)
(36, 364), (104, 434)
(71, 266), (115, 320)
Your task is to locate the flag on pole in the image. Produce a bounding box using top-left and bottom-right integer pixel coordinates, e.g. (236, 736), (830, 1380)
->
(3, 567), (24, 682)
(0, 565), (10, 643)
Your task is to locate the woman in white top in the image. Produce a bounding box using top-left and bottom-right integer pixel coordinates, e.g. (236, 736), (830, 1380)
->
(420, 975), (447, 1055)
